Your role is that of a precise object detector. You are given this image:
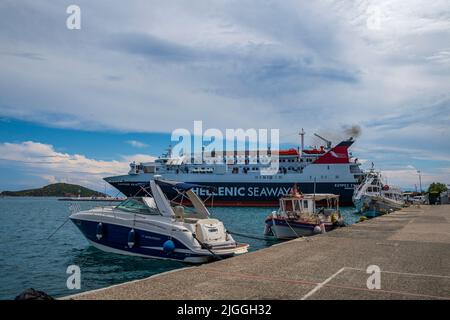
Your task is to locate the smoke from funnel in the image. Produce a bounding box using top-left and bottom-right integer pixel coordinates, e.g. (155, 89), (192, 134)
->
(343, 125), (362, 139)
(311, 125), (362, 148)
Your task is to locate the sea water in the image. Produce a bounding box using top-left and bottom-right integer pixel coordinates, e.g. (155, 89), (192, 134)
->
(0, 197), (360, 299)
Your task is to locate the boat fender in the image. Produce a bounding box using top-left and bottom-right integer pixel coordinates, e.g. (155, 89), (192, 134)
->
(264, 224), (272, 236)
(127, 229), (136, 248)
(96, 223), (104, 240)
(320, 222), (327, 234)
(313, 225), (322, 234)
(163, 239), (175, 253)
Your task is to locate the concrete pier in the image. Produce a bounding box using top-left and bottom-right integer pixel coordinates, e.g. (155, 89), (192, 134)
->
(67, 205), (450, 300)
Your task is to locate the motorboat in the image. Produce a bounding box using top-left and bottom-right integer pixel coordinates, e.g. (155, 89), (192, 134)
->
(264, 185), (343, 239)
(69, 179), (249, 263)
(352, 168), (405, 217)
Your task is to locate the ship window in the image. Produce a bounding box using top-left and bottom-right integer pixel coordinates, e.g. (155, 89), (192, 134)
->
(303, 200), (308, 208)
(143, 166), (155, 173)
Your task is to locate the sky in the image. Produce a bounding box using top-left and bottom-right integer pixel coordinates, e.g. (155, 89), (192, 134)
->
(0, 0), (449, 193)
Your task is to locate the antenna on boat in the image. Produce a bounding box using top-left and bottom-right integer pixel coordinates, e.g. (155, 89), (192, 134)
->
(164, 145), (172, 158)
(202, 146), (205, 164)
(313, 177), (317, 212)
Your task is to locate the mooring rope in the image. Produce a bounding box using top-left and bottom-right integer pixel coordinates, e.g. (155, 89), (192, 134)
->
(227, 230), (278, 242)
(192, 233), (223, 260)
(47, 217), (71, 240)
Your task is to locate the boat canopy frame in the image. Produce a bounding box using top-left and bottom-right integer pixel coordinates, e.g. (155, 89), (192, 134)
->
(122, 179), (214, 218)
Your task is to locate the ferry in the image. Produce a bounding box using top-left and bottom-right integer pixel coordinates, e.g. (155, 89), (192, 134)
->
(104, 131), (364, 206)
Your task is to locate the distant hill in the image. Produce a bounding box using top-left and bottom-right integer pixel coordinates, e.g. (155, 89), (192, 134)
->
(0, 183), (106, 197)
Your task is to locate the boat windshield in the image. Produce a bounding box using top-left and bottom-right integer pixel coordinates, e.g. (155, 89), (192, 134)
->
(116, 198), (160, 215)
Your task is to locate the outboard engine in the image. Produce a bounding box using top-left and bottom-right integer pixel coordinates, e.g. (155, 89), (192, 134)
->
(195, 219), (227, 245)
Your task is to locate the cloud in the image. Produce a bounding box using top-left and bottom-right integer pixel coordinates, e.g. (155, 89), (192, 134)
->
(0, 0), (449, 187)
(0, 0), (424, 133)
(126, 140), (148, 148)
(0, 141), (155, 191)
(381, 167), (450, 190)
(108, 32), (197, 62)
(0, 51), (46, 61)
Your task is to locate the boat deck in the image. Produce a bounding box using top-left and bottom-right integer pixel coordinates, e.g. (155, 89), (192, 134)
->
(65, 205), (450, 300)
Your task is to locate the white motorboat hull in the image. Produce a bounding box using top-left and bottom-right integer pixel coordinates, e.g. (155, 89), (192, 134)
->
(70, 208), (248, 264)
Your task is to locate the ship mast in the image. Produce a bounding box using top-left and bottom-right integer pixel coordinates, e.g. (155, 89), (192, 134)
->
(299, 128), (305, 158)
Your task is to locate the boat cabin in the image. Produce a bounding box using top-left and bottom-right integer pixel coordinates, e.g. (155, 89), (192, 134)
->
(278, 193), (339, 219)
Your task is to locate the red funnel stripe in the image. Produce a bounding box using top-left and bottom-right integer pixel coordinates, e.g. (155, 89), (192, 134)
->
(313, 140), (353, 164)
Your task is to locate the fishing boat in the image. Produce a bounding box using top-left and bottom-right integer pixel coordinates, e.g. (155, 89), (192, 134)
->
(264, 185), (343, 239)
(69, 179), (249, 263)
(352, 168), (405, 217)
